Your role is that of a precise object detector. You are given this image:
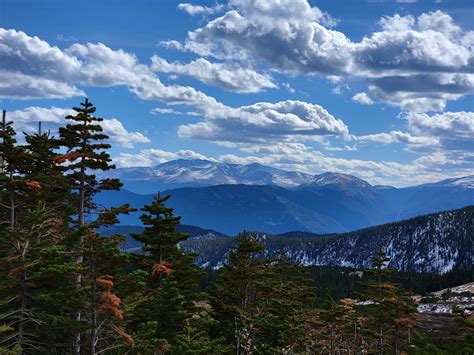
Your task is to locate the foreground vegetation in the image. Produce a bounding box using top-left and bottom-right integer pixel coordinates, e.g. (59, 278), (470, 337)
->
(1, 100), (472, 354)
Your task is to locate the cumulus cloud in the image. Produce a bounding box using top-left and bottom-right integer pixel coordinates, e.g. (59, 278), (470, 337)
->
(175, 2), (473, 111)
(177, 2), (225, 16)
(0, 29), (83, 99)
(0, 28), (353, 148)
(150, 56), (277, 93)
(183, 0), (349, 74)
(406, 111), (474, 151)
(357, 130), (438, 146)
(352, 92), (374, 105)
(355, 110), (474, 161)
(178, 100), (349, 143)
(0, 28), (223, 112)
(7, 106), (150, 148)
(354, 11), (474, 111)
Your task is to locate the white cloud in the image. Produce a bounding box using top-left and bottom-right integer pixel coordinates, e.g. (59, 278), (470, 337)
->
(282, 82), (296, 93)
(406, 111), (474, 151)
(151, 108), (184, 115)
(0, 29), (84, 99)
(178, 100), (349, 143)
(0, 28), (223, 112)
(100, 118), (150, 148)
(159, 40), (184, 50)
(150, 56), (277, 93)
(0, 28), (355, 149)
(7, 106), (150, 148)
(0, 71), (84, 99)
(176, 4), (474, 111)
(357, 130), (438, 146)
(352, 92), (374, 105)
(183, 0), (349, 74)
(177, 3), (225, 16)
(353, 109), (474, 158)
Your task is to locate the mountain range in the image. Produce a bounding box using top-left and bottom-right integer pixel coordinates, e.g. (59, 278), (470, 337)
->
(98, 159), (317, 193)
(96, 159), (474, 234)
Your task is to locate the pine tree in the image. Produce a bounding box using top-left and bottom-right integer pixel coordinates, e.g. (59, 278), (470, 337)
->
(0, 110), (28, 228)
(0, 204), (77, 352)
(82, 231), (133, 353)
(22, 125), (73, 219)
(357, 246), (417, 353)
(58, 98), (132, 354)
(125, 193), (201, 352)
(173, 311), (230, 355)
(209, 232), (314, 354)
(0, 116), (79, 353)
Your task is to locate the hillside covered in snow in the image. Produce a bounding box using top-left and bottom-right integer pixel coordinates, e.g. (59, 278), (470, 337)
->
(180, 206), (474, 274)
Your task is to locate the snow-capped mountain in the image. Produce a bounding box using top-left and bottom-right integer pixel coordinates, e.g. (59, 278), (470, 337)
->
(99, 159), (370, 194)
(424, 175), (474, 189)
(103, 159), (474, 195)
(180, 206), (474, 274)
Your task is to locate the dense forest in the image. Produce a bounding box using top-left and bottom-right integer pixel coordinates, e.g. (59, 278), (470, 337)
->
(1, 100), (473, 354)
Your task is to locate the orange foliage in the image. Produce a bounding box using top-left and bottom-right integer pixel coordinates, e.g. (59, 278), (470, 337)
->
(96, 277), (114, 289)
(97, 275), (124, 320)
(26, 180), (42, 191)
(151, 261), (172, 276)
(53, 155), (67, 164)
(380, 283), (395, 290)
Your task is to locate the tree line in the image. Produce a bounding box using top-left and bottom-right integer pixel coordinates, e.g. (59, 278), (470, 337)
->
(1, 100), (472, 354)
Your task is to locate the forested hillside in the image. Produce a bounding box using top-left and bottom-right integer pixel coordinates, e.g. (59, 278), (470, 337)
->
(181, 206), (473, 274)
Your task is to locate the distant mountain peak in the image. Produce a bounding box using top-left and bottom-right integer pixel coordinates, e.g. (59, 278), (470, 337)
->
(430, 175), (474, 189)
(313, 172), (371, 186)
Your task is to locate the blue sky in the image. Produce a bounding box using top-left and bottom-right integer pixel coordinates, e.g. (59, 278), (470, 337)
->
(0, 0), (473, 186)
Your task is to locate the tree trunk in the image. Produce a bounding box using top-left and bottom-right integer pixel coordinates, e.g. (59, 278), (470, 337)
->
(90, 254), (97, 355)
(74, 126), (87, 354)
(9, 170), (15, 227)
(18, 243), (28, 350)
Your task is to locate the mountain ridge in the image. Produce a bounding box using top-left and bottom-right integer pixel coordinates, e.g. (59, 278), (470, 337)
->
(180, 206), (474, 274)
(99, 159), (474, 195)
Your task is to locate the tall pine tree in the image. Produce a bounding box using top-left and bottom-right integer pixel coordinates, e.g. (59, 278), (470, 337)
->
(58, 98), (132, 354)
(125, 193), (201, 352)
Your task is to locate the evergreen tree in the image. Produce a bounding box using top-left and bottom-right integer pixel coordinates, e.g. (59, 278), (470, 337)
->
(0, 116), (79, 353)
(81, 231), (133, 353)
(357, 247), (417, 353)
(0, 110), (28, 228)
(0, 205), (77, 352)
(58, 98), (132, 353)
(173, 310), (230, 355)
(23, 126), (73, 219)
(125, 193), (201, 352)
(307, 294), (362, 354)
(209, 232), (314, 354)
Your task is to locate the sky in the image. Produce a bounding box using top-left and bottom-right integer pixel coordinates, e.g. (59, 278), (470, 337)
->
(0, 0), (473, 187)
